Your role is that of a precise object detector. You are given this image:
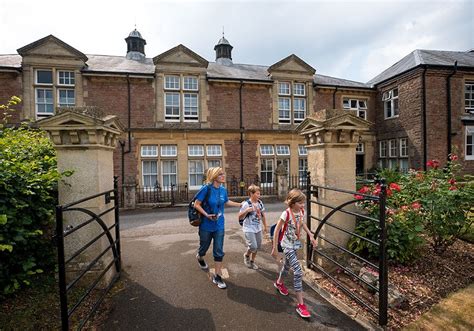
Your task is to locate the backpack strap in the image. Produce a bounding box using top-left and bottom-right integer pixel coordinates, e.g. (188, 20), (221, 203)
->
(278, 208), (291, 242)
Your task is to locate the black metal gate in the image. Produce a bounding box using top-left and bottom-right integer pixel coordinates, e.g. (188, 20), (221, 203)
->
(56, 177), (121, 330)
(305, 174), (388, 326)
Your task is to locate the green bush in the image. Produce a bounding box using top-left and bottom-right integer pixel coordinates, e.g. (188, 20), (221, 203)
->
(0, 97), (66, 295)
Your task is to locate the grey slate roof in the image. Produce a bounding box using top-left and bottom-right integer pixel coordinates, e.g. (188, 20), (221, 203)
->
(207, 62), (271, 81)
(367, 49), (474, 86)
(83, 55), (155, 75)
(314, 73), (370, 89)
(0, 54), (22, 69)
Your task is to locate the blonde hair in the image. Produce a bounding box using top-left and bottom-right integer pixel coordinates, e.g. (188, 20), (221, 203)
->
(285, 188), (306, 207)
(205, 167), (223, 184)
(248, 184), (260, 195)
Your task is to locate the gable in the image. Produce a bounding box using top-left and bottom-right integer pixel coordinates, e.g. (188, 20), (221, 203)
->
(268, 54), (315, 74)
(153, 44), (208, 67)
(17, 35), (87, 61)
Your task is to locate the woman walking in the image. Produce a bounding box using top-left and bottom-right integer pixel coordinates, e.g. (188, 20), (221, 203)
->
(193, 167), (242, 289)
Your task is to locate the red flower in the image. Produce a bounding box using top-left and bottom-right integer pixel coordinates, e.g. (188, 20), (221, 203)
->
(358, 186), (371, 194)
(449, 154), (458, 161)
(449, 186), (457, 191)
(386, 188), (393, 197)
(389, 182), (401, 192)
(354, 194), (364, 200)
(427, 159), (440, 169)
(448, 178), (456, 185)
(411, 201), (421, 209)
(415, 172), (424, 181)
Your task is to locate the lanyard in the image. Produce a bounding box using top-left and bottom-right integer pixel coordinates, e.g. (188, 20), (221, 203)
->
(289, 208), (302, 239)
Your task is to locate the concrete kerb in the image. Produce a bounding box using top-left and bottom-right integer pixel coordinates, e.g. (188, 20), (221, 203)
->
(302, 264), (382, 331)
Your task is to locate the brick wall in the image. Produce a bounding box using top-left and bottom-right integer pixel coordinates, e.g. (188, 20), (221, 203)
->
(0, 72), (22, 124)
(242, 85), (273, 130)
(208, 83), (240, 129)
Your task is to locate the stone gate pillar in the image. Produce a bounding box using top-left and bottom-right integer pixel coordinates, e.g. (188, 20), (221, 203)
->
(38, 108), (124, 279)
(296, 109), (372, 266)
(275, 163), (288, 200)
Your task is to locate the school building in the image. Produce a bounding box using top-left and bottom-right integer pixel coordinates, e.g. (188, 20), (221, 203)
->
(0, 29), (473, 193)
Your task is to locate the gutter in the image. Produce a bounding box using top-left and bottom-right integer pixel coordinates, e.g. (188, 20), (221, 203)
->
(119, 74), (133, 191)
(446, 61), (458, 158)
(332, 86), (338, 109)
(422, 66), (427, 171)
(239, 80), (244, 195)
(206, 76), (273, 84)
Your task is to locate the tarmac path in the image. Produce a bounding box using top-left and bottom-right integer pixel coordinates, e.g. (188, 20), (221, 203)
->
(101, 202), (365, 330)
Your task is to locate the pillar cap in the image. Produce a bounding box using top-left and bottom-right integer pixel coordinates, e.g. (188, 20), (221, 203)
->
(37, 107), (124, 149)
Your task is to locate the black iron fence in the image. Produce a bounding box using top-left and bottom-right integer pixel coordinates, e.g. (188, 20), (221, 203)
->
(305, 175), (388, 326)
(136, 182), (190, 205)
(56, 177), (121, 331)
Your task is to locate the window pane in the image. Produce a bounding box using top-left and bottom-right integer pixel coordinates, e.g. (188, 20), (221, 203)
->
(183, 76), (198, 90)
(141, 145), (158, 157)
(260, 145), (274, 155)
(278, 82), (290, 95)
(162, 160), (177, 187)
(188, 145), (204, 156)
(165, 93), (180, 120)
(165, 76), (180, 89)
(37, 70), (52, 84)
(298, 145), (307, 156)
(161, 145), (177, 156)
(58, 89), (75, 106)
(189, 160), (204, 186)
(184, 93), (198, 120)
(293, 83), (305, 96)
(207, 145), (222, 156)
(58, 71), (75, 85)
(276, 145), (290, 155)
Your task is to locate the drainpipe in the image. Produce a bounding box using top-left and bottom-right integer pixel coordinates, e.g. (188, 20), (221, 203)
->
(332, 86), (338, 109)
(422, 67), (427, 171)
(239, 80), (244, 196)
(447, 61), (458, 159)
(120, 74), (132, 188)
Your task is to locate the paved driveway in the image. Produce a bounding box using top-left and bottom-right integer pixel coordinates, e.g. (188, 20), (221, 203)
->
(101, 202), (365, 330)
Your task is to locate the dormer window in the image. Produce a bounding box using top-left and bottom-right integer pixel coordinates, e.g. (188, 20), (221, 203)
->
(278, 81), (307, 124)
(164, 74), (199, 122)
(34, 68), (75, 119)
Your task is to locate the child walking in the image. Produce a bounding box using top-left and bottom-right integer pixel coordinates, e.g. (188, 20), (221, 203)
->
(238, 184), (267, 270)
(271, 189), (317, 319)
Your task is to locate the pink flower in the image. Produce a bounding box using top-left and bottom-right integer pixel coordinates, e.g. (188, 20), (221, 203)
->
(389, 182), (401, 192)
(387, 208), (396, 215)
(358, 186), (371, 194)
(448, 178), (456, 185)
(354, 194), (364, 200)
(401, 205), (409, 211)
(411, 202), (421, 209)
(449, 154), (458, 161)
(449, 186), (457, 191)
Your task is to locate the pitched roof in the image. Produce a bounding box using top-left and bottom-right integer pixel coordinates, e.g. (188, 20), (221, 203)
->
(17, 35), (88, 61)
(207, 62), (271, 81)
(314, 73), (371, 89)
(83, 55), (155, 75)
(367, 49), (474, 86)
(0, 54), (21, 70)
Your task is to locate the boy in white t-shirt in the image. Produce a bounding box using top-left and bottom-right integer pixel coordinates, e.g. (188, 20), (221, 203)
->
(238, 185), (267, 270)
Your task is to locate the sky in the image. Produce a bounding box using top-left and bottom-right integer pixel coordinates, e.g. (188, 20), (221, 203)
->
(0, 0), (472, 83)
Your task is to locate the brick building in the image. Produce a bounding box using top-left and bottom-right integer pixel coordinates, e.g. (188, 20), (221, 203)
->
(0, 30), (473, 192)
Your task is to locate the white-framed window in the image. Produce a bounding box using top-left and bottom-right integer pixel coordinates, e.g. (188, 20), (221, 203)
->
(260, 159), (274, 184)
(58, 71), (75, 86)
(466, 126), (474, 160)
(293, 98), (306, 123)
(465, 82), (474, 113)
(141, 145), (158, 157)
(382, 88), (399, 119)
(388, 158), (398, 170)
(278, 82), (291, 95)
(379, 140), (387, 158)
(142, 160), (158, 188)
(58, 89), (75, 107)
(206, 145), (222, 156)
(183, 76), (198, 90)
(188, 145), (205, 157)
(260, 145), (274, 156)
(356, 143), (364, 154)
(399, 138), (408, 157)
(342, 98), (367, 119)
(36, 69), (53, 85)
(399, 159), (409, 172)
(298, 158), (308, 179)
(276, 145), (290, 156)
(165, 93), (180, 121)
(298, 145), (307, 156)
(35, 88), (54, 115)
(188, 160), (205, 188)
(161, 160), (177, 188)
(208, 159), (221, 168)
(164, 75), (180, 90)
(278, 81), (307, 124)
(278, 97), (291, 123)
(161, 145), (177, 157)
(183, 93), (198, 121)
(164, 75), (199, 121)
(389, 139), (397, 157)
(293, 83), (305, 96)
(35, 68), (75, 118)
